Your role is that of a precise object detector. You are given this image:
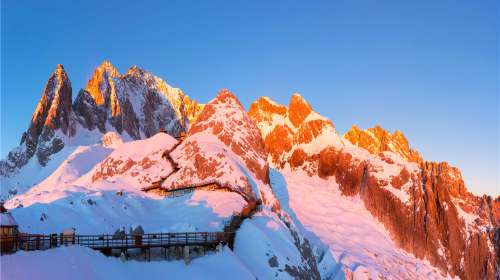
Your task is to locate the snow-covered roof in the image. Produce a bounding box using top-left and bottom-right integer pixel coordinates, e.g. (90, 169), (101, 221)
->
(1, 212), (18, 227)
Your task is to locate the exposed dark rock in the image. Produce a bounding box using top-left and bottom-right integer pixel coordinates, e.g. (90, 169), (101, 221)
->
(268, 256), (279, 268)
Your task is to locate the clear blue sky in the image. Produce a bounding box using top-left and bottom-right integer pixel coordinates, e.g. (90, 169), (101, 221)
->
(2, 0), (498, 195)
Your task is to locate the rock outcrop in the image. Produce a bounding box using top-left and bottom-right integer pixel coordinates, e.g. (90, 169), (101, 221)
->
(248, 94), (344, 174)
(90, 133), (178, 189)
(249, 94), (499, 280)
(344, 124), (422, 163)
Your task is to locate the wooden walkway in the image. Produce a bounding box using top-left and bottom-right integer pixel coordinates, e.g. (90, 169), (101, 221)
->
(1, 231), (234, 255)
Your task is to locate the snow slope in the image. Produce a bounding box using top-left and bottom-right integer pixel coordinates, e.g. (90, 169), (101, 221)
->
(6, 133), (247, 234)
(10, 190), (246, 234)
(271, 168), (453, 279)
(1, 246), (254, 280)
(0, 127), (128, 200)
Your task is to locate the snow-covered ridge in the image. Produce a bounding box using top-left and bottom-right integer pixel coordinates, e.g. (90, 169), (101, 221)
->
(5, 131), (249, 234)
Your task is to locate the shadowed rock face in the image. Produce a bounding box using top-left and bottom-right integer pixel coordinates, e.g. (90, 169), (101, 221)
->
(1, 61), (203, 178)
(249, 94), (499, 280)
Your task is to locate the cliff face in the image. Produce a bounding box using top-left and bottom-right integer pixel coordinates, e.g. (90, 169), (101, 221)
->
(249, 94), (499, 280)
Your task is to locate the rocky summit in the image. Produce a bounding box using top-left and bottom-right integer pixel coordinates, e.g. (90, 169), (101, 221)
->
(344, 124), (422, 163)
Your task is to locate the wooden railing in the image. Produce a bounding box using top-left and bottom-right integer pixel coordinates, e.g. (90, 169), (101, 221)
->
(1, 231), (234, 253)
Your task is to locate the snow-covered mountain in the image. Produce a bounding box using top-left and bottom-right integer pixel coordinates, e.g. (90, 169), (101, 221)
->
(3, 89), (322, 279)
(2, 63), (499, 279)
(1, 62), (203, 199)
(248, 94), (500, 280)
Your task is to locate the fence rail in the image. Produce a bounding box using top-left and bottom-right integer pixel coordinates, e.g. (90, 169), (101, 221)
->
(1, 231), (234, 253)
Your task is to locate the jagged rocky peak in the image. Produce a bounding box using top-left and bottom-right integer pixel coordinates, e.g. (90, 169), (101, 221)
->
(85, 60), (119, 106)
(74, 60), (204, 139)
(248, 94), (341, 169)
(188, 89), (269, 176)
(420, 161), (468, 198)
(0, 64), (74, 174)
(30, 63), (73, 134)
(25, 63), (74, 153)
(344, 124), (422, 163)
(3, 61), (204, 182)
(124, 65), (147, 77)
(288, 93), (313, 127)
(249, 93), (337, 136)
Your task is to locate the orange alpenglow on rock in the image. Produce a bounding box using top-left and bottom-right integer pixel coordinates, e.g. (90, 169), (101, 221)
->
(85, 60), (120, 106)
(20, 64), (74, 166)
(344, 124), (422, 163)
(248, 94), (342, 171)
(31, 64), (72, 132)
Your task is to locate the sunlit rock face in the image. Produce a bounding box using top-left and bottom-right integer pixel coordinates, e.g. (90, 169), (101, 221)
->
(85, 60), (120, 107)
(248, 94), (343, 173)
(249, 94), (499, 280)
(77, 61), (204, 139)
(344, 124), (422, 163)
(162, 89), (277, 206)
